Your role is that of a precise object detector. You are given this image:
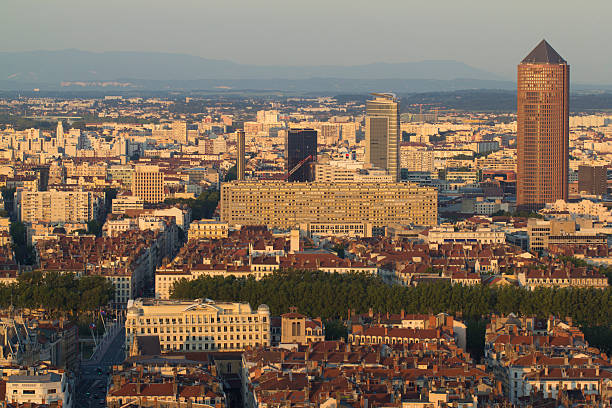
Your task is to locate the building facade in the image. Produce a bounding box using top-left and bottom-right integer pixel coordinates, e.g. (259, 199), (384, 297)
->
(125, 298), (271, 352)
(517, 40), (569, 210)
(220, 181), (437, 229)
(131, 165), (165, 203)
(17, 189), (101, 223)
(188, 219), (229, 240)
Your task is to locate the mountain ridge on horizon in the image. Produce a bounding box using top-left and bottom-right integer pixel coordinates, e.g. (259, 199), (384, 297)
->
(0, 49), (504, 83)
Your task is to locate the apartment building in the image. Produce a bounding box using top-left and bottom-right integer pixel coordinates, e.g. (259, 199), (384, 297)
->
(125, 298), (271, 352)
(400, 145), (435, 173)
(132, 165), (165, 203)
(17, 189), (101, 223)
(220, 181), (437, 229)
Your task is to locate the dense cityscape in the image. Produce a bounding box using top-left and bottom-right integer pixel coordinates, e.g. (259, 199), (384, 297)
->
(1, 35), (612, 408)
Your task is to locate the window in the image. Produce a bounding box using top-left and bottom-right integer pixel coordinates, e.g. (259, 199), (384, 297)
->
(23, 390), (36, 395)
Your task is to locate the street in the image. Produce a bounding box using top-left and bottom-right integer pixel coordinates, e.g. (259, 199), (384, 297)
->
(76, 323), (126, 408)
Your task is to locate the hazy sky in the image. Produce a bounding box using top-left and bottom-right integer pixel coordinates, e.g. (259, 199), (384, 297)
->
(2, 0), (611, 83)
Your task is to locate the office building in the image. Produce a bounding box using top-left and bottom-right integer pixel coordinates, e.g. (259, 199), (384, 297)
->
(517, 40), (569, 210)
(236, 129), (246, 181)
(527, 218), (576, 251)
(578, 165), (608, 196)
(172, 120), (188, 144)
(220, 180), (437, 229)
(286, 128), (317, 182)
(366, 93), (400, 181)
(125, 298), (271, 352)
(131, 165), (165, 203)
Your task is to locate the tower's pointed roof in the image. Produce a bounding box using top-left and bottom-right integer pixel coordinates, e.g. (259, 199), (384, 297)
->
(521, 40), (566, 64)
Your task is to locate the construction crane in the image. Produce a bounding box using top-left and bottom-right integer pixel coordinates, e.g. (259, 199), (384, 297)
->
(283, 155), (313, 181)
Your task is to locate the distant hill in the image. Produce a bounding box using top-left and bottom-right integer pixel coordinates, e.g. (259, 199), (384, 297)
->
(1, 50), (610, 94)
(0, 49), (503, 88)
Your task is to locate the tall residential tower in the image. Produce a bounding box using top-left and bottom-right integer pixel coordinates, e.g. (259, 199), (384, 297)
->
(365, 93), (400, 181)
(236, 129), (246, 181)
(517, 40), (569, 210)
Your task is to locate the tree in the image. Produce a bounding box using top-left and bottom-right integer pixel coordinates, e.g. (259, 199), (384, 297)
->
(225, 165), (237, 182)
(331, 244), (346, 259)
(324, 320), (348, 341)
(164, 190), (220, 221)
(0, 271), (114, 315)
(87, 220), (103, 237)
(170, 270), (612, 353)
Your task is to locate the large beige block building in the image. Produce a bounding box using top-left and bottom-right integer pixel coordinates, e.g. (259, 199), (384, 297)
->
(125, 298), (271, 353)
(220, 181), (437, 229)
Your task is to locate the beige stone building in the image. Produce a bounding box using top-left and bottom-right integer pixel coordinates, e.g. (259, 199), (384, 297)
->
(280, 310), (325, 345)
(126, 298), (271, 353)
(188, 219), (229, 240)
(220, 181), (437, 229)
(132, 165), (165, 203)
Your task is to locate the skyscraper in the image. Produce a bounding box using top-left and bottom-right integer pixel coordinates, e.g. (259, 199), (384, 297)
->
(236, 129), (246, 181)
(517, 40), (569, 210)
(286, 128), (317, 182)
(365, 93), (400, 181)
(56, 120), (64, 147)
